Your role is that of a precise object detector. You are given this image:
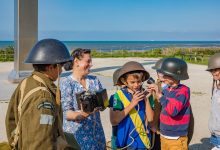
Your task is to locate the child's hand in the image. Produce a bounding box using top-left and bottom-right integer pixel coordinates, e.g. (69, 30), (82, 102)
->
(147, 84), (162, 100)
(93, 107), (103, 112)
(131, 91), (145, 106)
(147, 84), (159, 93)
(144, 89), (152, 98)
(74, 111), (91, 122)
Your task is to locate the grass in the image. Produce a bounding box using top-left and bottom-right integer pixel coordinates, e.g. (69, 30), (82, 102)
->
(1, 46), (220, 65)
(0, 46), (14, 62)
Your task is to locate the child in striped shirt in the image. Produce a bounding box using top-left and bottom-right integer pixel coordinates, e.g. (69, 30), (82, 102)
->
(148, 57), (191, 150)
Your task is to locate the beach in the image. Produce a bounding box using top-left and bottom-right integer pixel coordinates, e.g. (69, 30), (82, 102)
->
(0, 58), (214, 150)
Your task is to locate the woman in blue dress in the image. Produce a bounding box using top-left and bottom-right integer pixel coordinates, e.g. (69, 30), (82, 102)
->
(60, 48), (106, 150)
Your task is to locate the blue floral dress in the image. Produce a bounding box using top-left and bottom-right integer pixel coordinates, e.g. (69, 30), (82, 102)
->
(60, 74), (106, 150)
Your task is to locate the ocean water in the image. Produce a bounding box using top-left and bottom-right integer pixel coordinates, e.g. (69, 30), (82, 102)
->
(1, 41), (220, 51)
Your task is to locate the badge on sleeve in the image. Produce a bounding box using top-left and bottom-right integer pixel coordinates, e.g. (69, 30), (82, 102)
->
(40, 114), (54, 125)
(37, 101), (55, 111)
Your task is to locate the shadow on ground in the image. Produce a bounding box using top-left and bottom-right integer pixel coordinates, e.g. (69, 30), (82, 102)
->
(189, 137), (213, 150)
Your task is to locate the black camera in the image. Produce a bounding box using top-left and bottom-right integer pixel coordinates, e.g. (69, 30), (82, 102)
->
(147, 77), (155, 84)
(137, 77), (155, 95)
(76, 89), (108, 112)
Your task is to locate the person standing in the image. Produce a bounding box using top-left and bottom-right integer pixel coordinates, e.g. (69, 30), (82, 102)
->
(5, 39), (80, 150)
(207, 53), (220, 150)
(148, 58), (191, 150)
(110, 61), (154, 149)
(60, 48), (106, 150)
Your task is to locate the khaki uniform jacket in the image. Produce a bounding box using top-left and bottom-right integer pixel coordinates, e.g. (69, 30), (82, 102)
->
(5, 71), (67, 150)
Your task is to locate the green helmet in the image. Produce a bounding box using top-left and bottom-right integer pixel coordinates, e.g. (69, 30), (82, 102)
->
(206, 53), (220, 71)
(25, 39), (72, 64)
(152, 58), (167, 70)
(113, 68), (121, 86)
(157, 57), (189, 80)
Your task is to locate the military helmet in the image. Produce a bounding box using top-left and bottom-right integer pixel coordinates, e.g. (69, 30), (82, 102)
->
(25, 39), (72, 64)
(206, 53), (220, 71)
(157, 57), (189, 80)
(113, 68), (121, 86)
(152, 58), (166, 70)
(116, 61), (150, 85)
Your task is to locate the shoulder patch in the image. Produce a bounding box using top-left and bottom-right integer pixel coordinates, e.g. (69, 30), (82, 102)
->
(40, 114), (54, 125)
(37, 101), (55, 111)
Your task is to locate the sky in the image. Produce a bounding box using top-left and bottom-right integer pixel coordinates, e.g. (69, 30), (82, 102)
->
(0, 0), (220, 41)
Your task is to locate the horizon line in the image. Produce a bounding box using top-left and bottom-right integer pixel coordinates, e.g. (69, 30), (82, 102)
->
(1, 40), (220, 42)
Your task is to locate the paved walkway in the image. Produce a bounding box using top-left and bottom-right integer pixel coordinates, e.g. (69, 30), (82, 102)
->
(0, 58), (214, 149)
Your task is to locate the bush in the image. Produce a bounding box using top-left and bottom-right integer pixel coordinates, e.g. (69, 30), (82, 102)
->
(2, 46), (220, 65)
(0, 46), (14, 62)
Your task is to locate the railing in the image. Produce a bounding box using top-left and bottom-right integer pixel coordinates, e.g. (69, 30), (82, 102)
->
(181, 52), (209, 62)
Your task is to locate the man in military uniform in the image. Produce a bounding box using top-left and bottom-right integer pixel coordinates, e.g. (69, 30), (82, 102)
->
(5, 39), (80, 150)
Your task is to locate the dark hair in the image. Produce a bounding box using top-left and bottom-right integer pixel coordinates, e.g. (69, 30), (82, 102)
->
(63, 48), (91, 71)
(33, 64), (57, 72)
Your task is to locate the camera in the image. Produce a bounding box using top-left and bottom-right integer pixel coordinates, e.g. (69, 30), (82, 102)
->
(147, 77), (155, 84)
(76, 89), (108, 112)
(136, 77), (155, 95)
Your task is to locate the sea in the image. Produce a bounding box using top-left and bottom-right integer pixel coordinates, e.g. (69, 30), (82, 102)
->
(1, 41), (220, 51)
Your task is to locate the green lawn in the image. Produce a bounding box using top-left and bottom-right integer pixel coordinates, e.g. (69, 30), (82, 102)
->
(1, 46), (220, 65)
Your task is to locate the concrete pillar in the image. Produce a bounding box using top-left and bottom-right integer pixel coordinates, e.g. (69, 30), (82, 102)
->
(8, 0), (38, 83)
